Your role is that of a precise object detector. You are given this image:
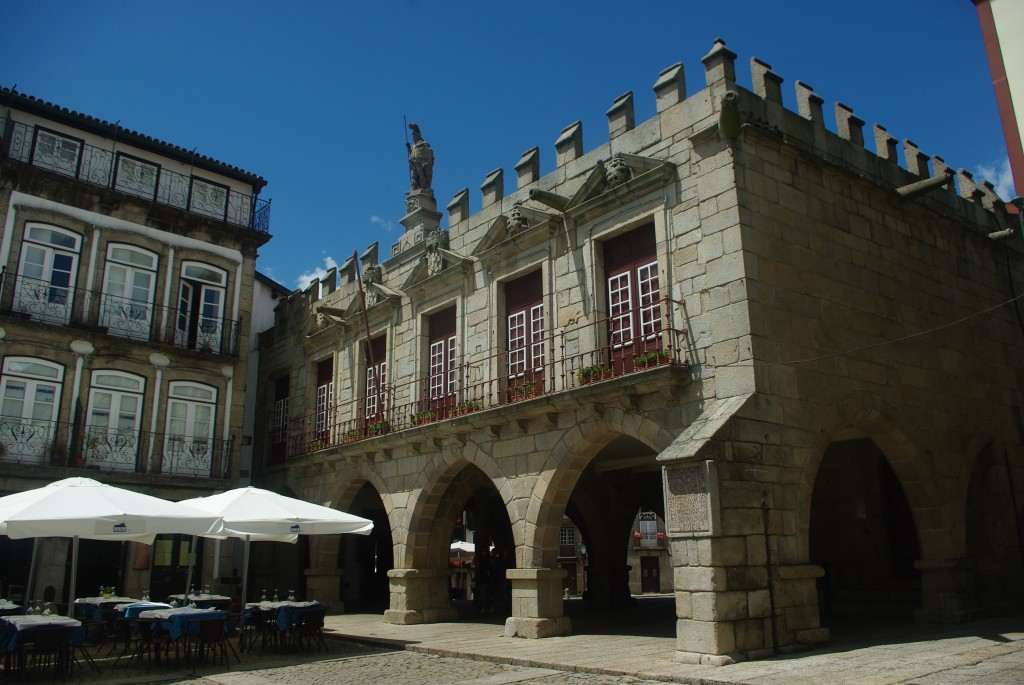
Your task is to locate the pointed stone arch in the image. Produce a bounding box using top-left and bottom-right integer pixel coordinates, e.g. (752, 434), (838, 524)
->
(796, 391), (947, 561)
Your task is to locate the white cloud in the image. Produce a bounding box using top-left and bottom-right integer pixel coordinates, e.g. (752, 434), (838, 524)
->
(370, 215), (394, 232)
(294, 255), (338, 290)
(976, 157), (1016, 201)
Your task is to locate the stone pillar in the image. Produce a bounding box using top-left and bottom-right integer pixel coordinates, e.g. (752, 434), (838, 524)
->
(305, 567), (343, 611)
(555, 121), (583, 167)
(384, 568), (457, 624)
(773, 564), (829, 650)
(607, 91), (635, 139)
(873, 124), (898, 163)
(914, 558), (982, 623)
(834, 103), (865, 147)
(653, 62), (685, 112)
(750, 58), (783, 105)
(503, 568), (570, 638)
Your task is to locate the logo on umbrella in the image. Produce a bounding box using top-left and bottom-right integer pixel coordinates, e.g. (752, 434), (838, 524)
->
(112, 522), (127, 533)
(290, 524), (302, 533)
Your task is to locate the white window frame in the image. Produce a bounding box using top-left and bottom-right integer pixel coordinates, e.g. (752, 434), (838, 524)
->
(163, 381), (217, 476)
(175, 262), (227, 353)
(189, 177), (229, 221)
(0, 357), (65, 464)
(114, 153), (160, 200)
(84, 370), (145, 472)
(31, 127), (83, 176)
(15, 224), (82, 325)
(100, 244), (158, 341)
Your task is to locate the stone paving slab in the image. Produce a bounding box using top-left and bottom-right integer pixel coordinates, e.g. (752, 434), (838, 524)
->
(322, 612), (1024, 685)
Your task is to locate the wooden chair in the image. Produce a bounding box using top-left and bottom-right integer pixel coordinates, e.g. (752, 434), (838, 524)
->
(20, 627), (71, 680)
(192, 618), (232, 669)
(295, 607), (328, 652)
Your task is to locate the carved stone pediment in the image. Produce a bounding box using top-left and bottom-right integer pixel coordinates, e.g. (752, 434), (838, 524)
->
(402, 239), (473, 298)
(471, 203), (559, 261)
(528, 152), (674, 223)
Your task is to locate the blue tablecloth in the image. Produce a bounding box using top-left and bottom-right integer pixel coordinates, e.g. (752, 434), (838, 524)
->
(0, 615), (85, 652)
(136, 608), (225, 641)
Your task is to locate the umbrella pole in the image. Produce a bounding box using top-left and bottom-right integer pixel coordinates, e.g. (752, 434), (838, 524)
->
(239, 535), (251, 651)
(184, 534), (197, 598)
(68, 535), (80, 613)
(25, 538), (39, 607)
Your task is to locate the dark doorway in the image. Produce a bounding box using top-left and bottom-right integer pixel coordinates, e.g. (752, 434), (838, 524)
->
(809, 438), (922, 622)
(149, 535), (201, 601)
(640, 556), (660, 593)
(342, 482), (392, 612)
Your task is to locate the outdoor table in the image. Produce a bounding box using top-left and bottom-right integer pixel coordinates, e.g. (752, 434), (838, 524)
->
(242, 601), (321, 651)
(0, 614), (95, 677)
(137, 607), (225, 642)
(73, 596), (139, 621)
(115, 601), (172, 619)
(137, 607), (226, 671)
(168, 593), (232, 610)
(0, 601), (19, 617)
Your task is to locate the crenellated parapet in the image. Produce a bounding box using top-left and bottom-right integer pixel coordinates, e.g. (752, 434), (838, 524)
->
(429, 37), (1009, 247)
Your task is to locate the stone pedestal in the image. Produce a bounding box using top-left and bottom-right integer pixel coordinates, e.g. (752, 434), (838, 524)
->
(383, 568), (456, 625)
(396, 191), (442, 254)
(503, 567), (571, 638)
(914, 558), (982, 623)
(304, 567), (343, 612)
(773, 564), (829, 651)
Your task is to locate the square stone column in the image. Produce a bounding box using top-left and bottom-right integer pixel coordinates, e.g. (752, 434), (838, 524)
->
(384, 568), (457, 625)
(503, 567), (571, 638)
(304, 566), (343, 611)
(914, 558), (982, 623)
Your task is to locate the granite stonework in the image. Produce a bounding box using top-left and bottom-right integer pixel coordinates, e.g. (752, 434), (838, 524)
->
(255, 39), (1023, 663)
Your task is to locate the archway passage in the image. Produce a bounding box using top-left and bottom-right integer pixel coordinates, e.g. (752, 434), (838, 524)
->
(443, 467), (514, 621)
(342, 482), (392, 612)
(809, 438), (922, 623)
(565, 435), (674, 638)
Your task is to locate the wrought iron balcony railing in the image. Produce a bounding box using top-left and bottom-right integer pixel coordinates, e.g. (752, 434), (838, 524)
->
(0, 270), (241, 356)
(0, 417), (233, 479)
(274, 301), (689, 459)
(0, 117), (270, 234)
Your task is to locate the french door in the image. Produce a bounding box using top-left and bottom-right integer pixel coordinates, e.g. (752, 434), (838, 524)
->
(604, 224), (661, 375)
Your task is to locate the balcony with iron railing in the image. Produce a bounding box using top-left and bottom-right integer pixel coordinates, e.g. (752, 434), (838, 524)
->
(0, 117), (271, 234)
(0, 270), (241, 356)
(0, 418), (233, 479)
(274, 302), (690, 461)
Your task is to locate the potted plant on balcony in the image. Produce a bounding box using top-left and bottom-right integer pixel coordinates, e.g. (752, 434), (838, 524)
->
(577, 364), (609, 385)
(452, 401), (480, 417)
(342, 429), (360, 444)
(511, 381), (535, 400)
(367, 420), (391, 436)
(411, 410), (437, 426)
(305, 437), (329, 452)
(633, 350), (671, 369)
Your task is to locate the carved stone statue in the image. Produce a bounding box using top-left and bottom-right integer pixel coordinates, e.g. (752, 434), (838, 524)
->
(406, 123), (434, 191)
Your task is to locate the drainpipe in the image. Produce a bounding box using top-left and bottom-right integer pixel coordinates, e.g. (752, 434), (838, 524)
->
(67, 340), (94, 457)
(147, 353), (170, 472)
(220, 365), (234, 479)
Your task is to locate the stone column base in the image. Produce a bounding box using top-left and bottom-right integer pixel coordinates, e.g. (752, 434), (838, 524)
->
(503, 616), (571, 638)
(384, 607), (457, 624)
(914, 607), (985, 623)
(384, 568), (455, 625)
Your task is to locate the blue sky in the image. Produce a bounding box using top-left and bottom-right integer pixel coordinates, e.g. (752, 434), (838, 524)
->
(6, 1), (1009, 289)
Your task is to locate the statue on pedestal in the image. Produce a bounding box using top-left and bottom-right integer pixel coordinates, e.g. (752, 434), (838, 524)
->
(406, 123), (434, 192)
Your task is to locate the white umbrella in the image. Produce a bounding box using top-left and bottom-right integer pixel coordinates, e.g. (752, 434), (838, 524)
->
(0, 477), (224, 607)
(179, 486), (373, 644)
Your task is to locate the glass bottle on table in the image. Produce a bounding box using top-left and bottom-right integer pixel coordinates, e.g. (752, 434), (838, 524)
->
(272, 589), (279, 602)
(288, 589), (295, 601)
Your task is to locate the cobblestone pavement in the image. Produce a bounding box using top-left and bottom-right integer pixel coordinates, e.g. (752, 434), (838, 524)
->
(70, 639), (671, 685)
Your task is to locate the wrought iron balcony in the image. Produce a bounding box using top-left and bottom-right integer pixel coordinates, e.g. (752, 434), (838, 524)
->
(0, 418), (233, 479)
(0, 117), (270, 234)
(0, 270), (241, 356)
(276, 302), (689, 459)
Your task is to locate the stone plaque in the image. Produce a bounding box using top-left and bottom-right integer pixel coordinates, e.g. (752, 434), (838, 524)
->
(665, 463), (711, 534)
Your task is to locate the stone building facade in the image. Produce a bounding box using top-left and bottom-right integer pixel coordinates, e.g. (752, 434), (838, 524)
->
(256, 40), (1023, 663)
(0, 89), (272, 603)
